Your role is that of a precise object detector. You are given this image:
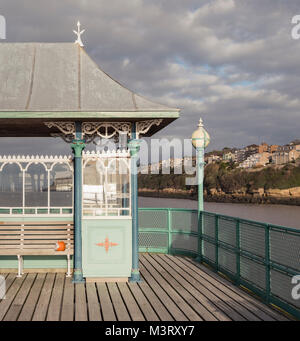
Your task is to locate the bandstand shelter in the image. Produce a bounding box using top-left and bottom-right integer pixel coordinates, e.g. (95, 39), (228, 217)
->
(0, 42), (180, 282)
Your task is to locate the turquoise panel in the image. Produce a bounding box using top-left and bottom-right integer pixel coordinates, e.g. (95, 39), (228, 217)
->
(82, 219), (132, 278)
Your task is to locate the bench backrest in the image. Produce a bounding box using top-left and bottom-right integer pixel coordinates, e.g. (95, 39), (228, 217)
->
(0, 221), (74, 255)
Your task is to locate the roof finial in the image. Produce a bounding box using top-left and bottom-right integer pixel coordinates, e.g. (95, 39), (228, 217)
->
(73, 21), (85, 47)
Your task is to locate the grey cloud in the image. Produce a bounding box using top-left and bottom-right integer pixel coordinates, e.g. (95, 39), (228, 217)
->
(0, 0), (300, 155)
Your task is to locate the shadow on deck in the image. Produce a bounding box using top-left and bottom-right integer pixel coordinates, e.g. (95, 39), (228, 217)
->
(0, 254), (291, 321)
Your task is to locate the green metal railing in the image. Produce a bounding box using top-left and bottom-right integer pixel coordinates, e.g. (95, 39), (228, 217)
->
(138, 207), (300, 319)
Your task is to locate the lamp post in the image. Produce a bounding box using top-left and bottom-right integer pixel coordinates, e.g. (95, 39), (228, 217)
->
(192, 118), (210, 262)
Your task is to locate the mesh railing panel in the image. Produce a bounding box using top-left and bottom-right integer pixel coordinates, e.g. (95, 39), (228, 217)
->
(240, 221), (265, 258)
(240, 256), (266, 290)
(271, 269), (300, 309)
(270, 227), (300, 271)
(139, 232), (168, 251)
(202, 240), (216, 263)
(219, 248), (237, 275)
(171, 233), (198, 253)
(139, 209), (168, 230)
(218, 216), (236, 247)
(202, 213), (216, 239)
(171, 210), (198, 233)
(138, 208), (300, 319)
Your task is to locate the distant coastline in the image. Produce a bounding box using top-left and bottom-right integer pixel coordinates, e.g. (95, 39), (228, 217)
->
(138, 188), (300, 206)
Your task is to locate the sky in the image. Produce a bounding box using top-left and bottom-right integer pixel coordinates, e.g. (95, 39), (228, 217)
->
(1, 0), (300, 155)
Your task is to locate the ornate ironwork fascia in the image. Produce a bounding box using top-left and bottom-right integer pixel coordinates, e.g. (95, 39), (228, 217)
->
(82, 122), (132, 139)
(50, 133), (74, 143)
(45, 122), (76, 136)
(0, 154), (73, 171)
(136, 119), (163, 138)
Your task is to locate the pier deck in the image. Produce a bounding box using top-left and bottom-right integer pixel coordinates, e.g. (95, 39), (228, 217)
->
(0, 254), (290, 321)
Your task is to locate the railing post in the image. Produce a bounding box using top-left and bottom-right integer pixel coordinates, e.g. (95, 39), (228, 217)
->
(236, 218), (241, 285)
(196, 210), (203, 263)
(168, 208), (172, 254)
(215, 214), (219, 271)
(265, 224), (271, 303)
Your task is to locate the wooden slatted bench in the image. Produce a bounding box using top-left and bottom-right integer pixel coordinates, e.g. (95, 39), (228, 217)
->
(0, 221), (74, 277)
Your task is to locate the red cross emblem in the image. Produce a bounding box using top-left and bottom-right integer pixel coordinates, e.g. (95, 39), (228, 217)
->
(96, 237), (118, 253)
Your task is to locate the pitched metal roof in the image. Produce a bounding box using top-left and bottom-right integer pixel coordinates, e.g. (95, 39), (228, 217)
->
(0, 43), (179, 113)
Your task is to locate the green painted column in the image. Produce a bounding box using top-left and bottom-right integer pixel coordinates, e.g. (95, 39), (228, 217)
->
(196, 146), (205, 212)
(196, 146), (205, 262)
(128, 123), (141, 282)
(71, 122), (86, 283)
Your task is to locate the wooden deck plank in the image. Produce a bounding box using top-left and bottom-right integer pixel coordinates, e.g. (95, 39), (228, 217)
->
(117, 283), (145, 321)
(137, 281), (173, 321)
(1, 273), (17, 297)
(143, 254), (219, 321)
(32, 273), (55, 321)
(61, 277), (74, 321)
(75, 283), (88, 321)
(86, 282), (102, 321)
(152, 254), (239, 321)
(0, 254), (292, 322)
(140, 263), (188, 321)
(3, 273), (36, 321)
(18, 273), (46, 321)
(96, 283), (116, 321)
(0, 275), (26, 321)
(107, 282), (131, 321)
(128, 282), (160, 321)
(0, 273), (17, 292)
(158, 254), (251, 321)
(168, 256), (268, 321)
(46, 273), (65, 321)
(180, 256), (289, 321)
(139, 256), (194, 321)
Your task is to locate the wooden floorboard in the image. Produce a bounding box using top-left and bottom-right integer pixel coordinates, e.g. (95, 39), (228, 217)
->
(96, 283), (116, 321)
(146, 254), (231, 321)
(117, 283), (145, 321)
(0, 254), (292, 321)
(0, 275), (26, 321)
(160, 255), (256, 321)
(32, 273), (55, 321)
(140, 255), (201, 321)
(3, 273), (36, 321)
(107, 282), (131, 321)
(86, 282), (102, 321)
(61, 277), (74, 321)
(179, 256), (289, 321)
(128, 282), (160, 321)
(139, 258), (189, 321)
(75, 283), (88, 321)
(18, 273), (46, 321)
(46, 273), (65, 321)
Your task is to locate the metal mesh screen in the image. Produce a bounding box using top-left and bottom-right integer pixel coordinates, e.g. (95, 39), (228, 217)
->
(219, 248), (237, 274)
(202, 240), (216, 263)
(240, 256), (266, 290)
(202, 213), (216, 239)
(271, 269), (300, 309)
(240, 221), (265, 258)
(171, 210), (198, 233)
(171, 233), (198, 253)
(138, 232), (168, 251)
(218, 216), (236, 247)
(138, 208), (300, 319)
(270, 227), (300, 271)
(139, 209), (168, 230)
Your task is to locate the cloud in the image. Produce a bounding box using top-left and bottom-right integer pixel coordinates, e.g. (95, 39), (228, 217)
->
(0, 0), (300, 154)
